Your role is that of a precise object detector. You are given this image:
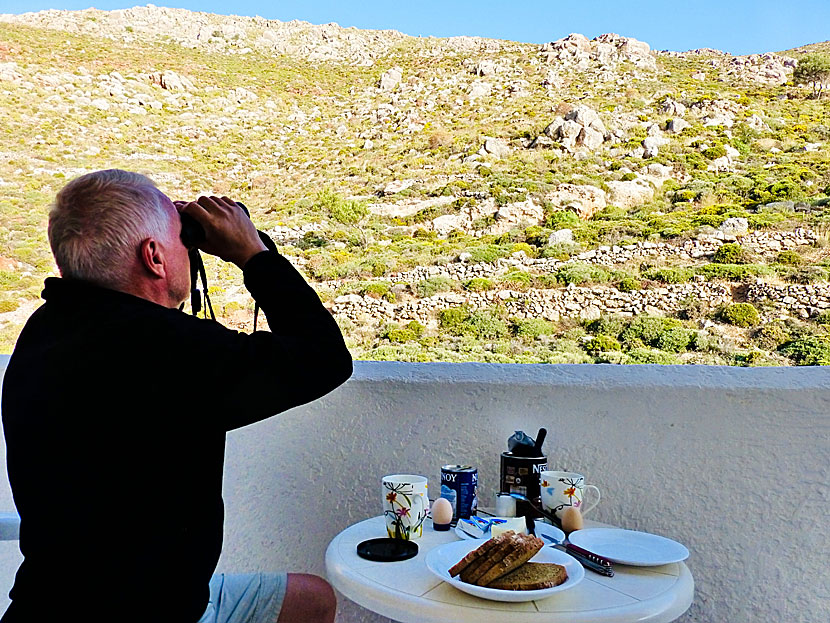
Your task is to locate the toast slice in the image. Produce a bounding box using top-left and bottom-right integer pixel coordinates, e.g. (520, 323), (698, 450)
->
(448, 531), (513, 578)
(487, 562), (568, 590)
(460, 532), (521, 584)
(475, 533), (544, 587)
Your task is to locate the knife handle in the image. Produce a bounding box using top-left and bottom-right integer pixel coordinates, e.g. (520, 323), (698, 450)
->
(557, 545), (614, 576)
(565, 543), (613, 568)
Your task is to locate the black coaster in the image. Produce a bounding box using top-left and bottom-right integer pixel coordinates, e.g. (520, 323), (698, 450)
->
(356, 538), (418, 562)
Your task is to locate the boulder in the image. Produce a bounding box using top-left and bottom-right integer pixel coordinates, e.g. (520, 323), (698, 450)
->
(378, 66), (402, 91)
(565, 105), (607, 135)
(383, 179), (416, 195)
(473, 60), (497, 76)
(0, 62), (23, 83)
(483, 137), (511, 158)
(490, 200), (544, 234)
(148, 70), (193, 91)
(719, 217), (749, 238)
(666, 118), (690, 134)
(578, 126), (604, 150)
(432, 214), (468, 235)
(548, 228), (574, 245)
(660, 98), (687, 116)
(707, 156), (731, 172)
(642, 135), (668, 158)
(468, 81), (491, 99)
(547, 184), (607, 219)
(606, 180), (654, 208)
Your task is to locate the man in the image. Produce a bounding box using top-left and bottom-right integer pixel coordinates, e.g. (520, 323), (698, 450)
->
(1, 169), (353, 622)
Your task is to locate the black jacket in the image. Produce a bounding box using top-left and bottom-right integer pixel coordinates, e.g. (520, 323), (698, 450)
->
(1, 250), (352, 622)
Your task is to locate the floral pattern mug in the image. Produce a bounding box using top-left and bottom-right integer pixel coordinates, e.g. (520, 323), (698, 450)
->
(540, 470), (601, 519)
(381, 474), (429, 540)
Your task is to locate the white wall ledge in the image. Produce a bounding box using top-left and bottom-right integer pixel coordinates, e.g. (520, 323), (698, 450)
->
(349, 360), (830, 389)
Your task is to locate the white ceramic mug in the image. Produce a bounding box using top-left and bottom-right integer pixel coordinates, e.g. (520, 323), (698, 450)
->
(540, 470), (601, 519)
(381, 474), (429, 540)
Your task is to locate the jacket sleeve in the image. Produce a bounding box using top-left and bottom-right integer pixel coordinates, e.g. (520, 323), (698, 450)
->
(181, 250), (353, 431)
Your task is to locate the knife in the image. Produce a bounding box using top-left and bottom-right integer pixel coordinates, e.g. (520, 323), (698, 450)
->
(552, 543), (614, 577)
(541, 534), (614, 576)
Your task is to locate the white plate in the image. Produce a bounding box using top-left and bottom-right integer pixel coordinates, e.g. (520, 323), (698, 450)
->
(568, 528), (689, 566)
(425, 539), (584, 602)
(455, 517), (565, 544)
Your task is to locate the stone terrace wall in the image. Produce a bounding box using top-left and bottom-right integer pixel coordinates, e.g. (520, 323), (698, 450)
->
(747, 283), (830, 319)
(333, 282), (737, 324)
(329, 228), (818, 287)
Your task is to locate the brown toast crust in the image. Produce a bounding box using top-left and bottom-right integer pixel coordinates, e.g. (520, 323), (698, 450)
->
(460, 532), (520, 584)
(475, 533), (544, 586)
(486, 562), (568, 590)
(448, 531), (512, 578)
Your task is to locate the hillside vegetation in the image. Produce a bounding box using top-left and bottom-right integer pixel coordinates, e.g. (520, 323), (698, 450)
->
(0, 6), (829, 365)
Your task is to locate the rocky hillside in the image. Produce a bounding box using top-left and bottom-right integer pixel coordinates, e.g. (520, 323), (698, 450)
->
(0, 6), (828, 365)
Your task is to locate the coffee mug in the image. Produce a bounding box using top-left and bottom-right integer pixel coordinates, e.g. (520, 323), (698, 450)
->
(540, 471), (601, 519)
(381, 474), (429, 540)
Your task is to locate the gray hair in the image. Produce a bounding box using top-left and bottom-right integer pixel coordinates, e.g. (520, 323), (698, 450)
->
(48, 169), (173, 289)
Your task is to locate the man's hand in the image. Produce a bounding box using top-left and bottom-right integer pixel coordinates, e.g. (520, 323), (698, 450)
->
(176, 196), (268, 268)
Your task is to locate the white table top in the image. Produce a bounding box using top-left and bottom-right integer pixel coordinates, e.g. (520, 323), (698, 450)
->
(325, 516), (693, 623)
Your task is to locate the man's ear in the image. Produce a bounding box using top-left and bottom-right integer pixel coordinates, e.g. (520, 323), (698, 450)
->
(138, 238), (166, 279)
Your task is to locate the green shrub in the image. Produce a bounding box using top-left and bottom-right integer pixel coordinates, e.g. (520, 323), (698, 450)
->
(718, 303), (761, 327)
(464, 277), (494, 292)
(696, 263), (772, 282)
(787, 267), (829, 284)
(816, 311), (830, 325)
(620, 316), (683, 347)
(556, 263), (611, 285)
(381, 325), (418, 343)
(656, 327), (698, 352)
(620, 172), (637, 182)
(523, 226), (549, 247)
(0, 300), (19, 313)
(541, 242), (582, 260)
(616, 277), (642, 292)
(362, 281), (391, 299)
(512, 318), (557, 340)
(465, 309), (509, 340)
(584, 335), (622, 355)
(775, 250), (804, 266)
(438, 307), (470, 333)
(438, 307), (508, 339)
(643, 267), (694, 283)
(702, 144), (727, 160)
(406, 320), (425, 338)
(499, 270), (532, 286)
(469, 244), (508, 263)
(713, 243), (748, 264)
(532, 274), (560, 289)
(416, 276), (457, 297)
(585, 316), (627, 337)
(752, 322), (791, 349)
(510, 243), (537, 258)
(545, 209), (580, 229)
(298, 231), (328, 249)
(626, 348), (679, 364)
(779, 336), (830, 365)
(677, 295), (710, 320)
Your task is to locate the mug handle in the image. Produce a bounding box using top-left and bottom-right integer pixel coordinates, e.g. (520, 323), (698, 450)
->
(581, 485), (601, 515)
(410, 494), (427, 537)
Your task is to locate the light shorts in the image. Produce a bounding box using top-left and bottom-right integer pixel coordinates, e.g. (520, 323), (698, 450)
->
(197, 572), (288, 623)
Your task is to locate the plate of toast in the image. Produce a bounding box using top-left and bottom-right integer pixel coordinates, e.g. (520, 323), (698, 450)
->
(425, 530), (584, 602)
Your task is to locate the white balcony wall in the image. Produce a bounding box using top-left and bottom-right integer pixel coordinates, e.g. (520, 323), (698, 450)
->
(0, 357), (827, 622)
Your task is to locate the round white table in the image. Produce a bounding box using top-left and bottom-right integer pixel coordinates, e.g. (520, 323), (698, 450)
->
(326, 516), (693, 623)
